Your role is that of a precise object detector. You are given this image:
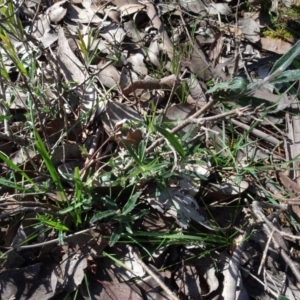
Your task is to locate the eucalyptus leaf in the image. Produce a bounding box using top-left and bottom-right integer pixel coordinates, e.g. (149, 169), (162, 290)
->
(270, 39), (300, 74)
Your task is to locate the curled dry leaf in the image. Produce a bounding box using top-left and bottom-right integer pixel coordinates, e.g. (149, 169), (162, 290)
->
(0, 263), (57, 300)
(119, 3), (145, 17)
(207, 3), (231, 15)
(147, 40), (161, 68)
(178, 0), (207, 15)
(101, 101), (143, 135)
(57, 27), (100, 120)
(259, 37), (293, 55)
(46, 0), (68, 23)
(66, 3), (102, 24)
(61, 252), (87, 292)
(57, 27), (85, 84)
(155, 188), (213, 230)
(127, 52), (148, 76)
(186, 75), (207, 108)
(239, 18), (260, 43)
(175, 264), (202, 299)
(100, 23), (126, 44)
(97, 61), (120, 90)
(31, 15), (58, 48)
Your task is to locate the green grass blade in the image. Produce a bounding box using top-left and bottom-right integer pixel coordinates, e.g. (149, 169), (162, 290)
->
(271, 39), (300, 74)
(0, 151), (36, 186)
(34, 129), (66, 201)
(154, 125), (185, 158)
(122, 192), (141, 216)
(90, 210), (119, 223)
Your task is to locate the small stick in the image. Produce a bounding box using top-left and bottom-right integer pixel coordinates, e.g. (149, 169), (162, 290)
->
(132, 248), (180, 300)
(258, 228), (274, 275)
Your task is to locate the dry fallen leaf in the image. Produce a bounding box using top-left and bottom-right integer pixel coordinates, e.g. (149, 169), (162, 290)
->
(259, 37), (293, 54)
(46, 0), (68, 23)
(239, 18), (260, 43)
(207, 3), (231, 15)
(60, 252), (87, 292)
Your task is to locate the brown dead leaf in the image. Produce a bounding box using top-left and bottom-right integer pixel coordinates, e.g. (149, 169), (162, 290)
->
(97, 281), (143, 300)
(118, 129), (143, 149)
(259, 37), (293, 54)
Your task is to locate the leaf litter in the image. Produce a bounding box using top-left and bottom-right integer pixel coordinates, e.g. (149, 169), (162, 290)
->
(0, 0), (300, 299)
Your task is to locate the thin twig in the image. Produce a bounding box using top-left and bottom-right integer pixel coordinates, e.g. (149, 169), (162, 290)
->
(258, 228), (274, 275)
(132, 248), (180, 300)
(3, 226), (97, 251)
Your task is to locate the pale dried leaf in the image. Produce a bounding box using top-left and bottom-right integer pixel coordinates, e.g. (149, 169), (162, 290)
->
(127, 52), (147, 76)
(179, 0), (206, 15)
(66, 3), (102, 24)
(98, 281), (142, 300)
(11, 148), (37, 166)
(0, 263), (57, 299)
(100, 23), (126, 44)
(147, 40), (161, 68)
(31, 15), (58, 48)
(202, 267), (219, 296)
(57, 27), (85, 84)
(156, 188), (213, 230)
(207, 3), (231, 15)
(61, 253), (87, 292)
(239, 18), (260, 43)
(101, 101), (142, 134)
(46, 0), (68, 23)
(175, 264), (201, 299)
(164, 103), (196, 134)
(119, 3), (145, 17)
(97, 61), (120, 90)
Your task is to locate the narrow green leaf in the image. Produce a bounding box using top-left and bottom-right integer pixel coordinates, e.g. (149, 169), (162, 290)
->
(154, 125), (185, 157)
(90, 210), (118, 223)
(34, 130), (66, 200)
(0, 115), (10, 122)
(271, 39), (300, 74)
(270, 69), (300, 84)
(0, 177), (29, 191)
(122, 139), (142, 165)
(122, 192), (141, 215)
(0, 151), (36, 186)
(108, 226), (122, 246)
